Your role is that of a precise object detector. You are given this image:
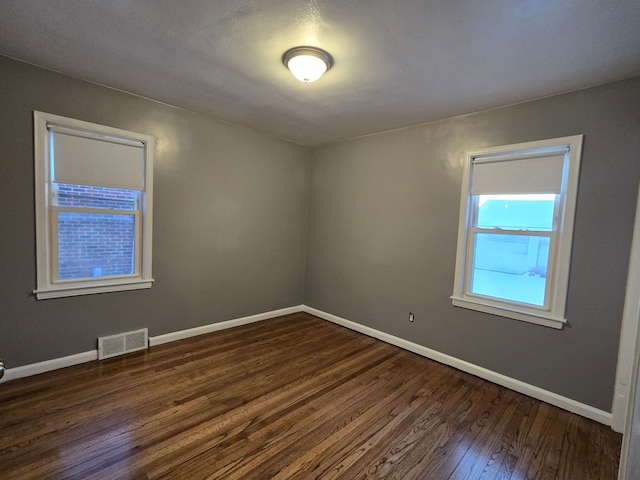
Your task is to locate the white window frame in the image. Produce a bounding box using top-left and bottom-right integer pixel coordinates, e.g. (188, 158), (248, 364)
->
(451, 135), (583, 329)
(34, 111), (154, 299)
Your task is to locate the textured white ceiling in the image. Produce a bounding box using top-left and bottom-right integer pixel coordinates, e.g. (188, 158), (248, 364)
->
(1, 0), (639, 146)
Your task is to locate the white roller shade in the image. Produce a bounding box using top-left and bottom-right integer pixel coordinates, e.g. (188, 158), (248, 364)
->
(50, 128), (145, 190)
(471, 153), (565, 195)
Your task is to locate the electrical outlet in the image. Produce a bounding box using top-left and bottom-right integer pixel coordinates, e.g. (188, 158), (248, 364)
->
(408, 312), (414, 323)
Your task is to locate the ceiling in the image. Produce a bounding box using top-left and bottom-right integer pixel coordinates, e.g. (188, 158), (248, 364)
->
(1, 1), (639, 147)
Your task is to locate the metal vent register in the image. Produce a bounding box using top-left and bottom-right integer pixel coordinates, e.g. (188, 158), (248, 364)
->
(98, 328), (148, 360)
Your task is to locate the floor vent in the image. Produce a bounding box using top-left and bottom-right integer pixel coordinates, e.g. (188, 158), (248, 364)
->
(98, 328), (148, 360)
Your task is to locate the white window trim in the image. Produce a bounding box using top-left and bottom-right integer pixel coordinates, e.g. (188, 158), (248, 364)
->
(451, 135), (583, 329)
(33, 111), (155, 300)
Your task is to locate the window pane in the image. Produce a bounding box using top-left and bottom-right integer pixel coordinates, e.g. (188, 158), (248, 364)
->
(57, 212), (135, 279)
(476, 194), (556, 230)
(54, 183), (138, 210)
(470, 233), (550, 306)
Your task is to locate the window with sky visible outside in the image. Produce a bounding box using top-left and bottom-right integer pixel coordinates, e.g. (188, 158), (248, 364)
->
(451, 136), (582, 328)
(469, 194), (556, 307)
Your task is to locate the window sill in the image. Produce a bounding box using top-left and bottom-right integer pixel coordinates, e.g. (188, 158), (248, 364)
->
(34, 279), (154, 300)
(450, 296), (566, 329)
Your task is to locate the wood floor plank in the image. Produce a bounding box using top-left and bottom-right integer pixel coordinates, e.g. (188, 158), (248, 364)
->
(406, 385), (521, 480)
(0, 313), (622, 479)
(64, 329), (387, 478)
(281, 365), (455, 480)
(2, 320), (353, 477)
(352, 378), (496, 479)
(442, 389), (522, 480)
(126, 347), (402, 479)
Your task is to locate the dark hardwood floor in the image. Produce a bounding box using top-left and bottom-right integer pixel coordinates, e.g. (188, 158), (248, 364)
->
(0, 313), (622, 479)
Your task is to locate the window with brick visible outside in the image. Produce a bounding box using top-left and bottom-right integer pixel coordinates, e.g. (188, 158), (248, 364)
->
(55, 184), (138, 279)
(34, 111), (155, 300)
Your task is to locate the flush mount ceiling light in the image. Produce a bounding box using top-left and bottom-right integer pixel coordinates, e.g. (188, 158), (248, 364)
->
(282, 46), (334, 83)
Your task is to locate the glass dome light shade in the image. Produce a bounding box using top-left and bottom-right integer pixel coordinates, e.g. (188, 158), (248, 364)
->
(283, 46), (333, 83)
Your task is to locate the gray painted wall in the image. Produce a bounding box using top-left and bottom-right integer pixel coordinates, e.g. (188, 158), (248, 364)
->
(305, 78), (640, 411)
(2, 53), (639, 413)
(0, 56), (310, 367)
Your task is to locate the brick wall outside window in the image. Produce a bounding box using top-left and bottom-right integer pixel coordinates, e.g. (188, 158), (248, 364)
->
(56, 184), (138, 279)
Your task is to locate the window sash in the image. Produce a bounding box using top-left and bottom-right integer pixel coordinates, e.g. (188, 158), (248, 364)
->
(464, 228), (558, 311)
(464, 189), (562, 310)
(50, 205), (142, 284)
(51, 183), (140, 211)
(471, 194), (561, 233)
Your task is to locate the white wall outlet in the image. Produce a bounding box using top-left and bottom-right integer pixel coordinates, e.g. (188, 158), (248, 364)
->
(408, 312), (414, 323)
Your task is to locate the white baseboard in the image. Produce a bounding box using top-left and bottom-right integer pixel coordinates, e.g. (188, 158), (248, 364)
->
(1, 305), (305, 384)
(303, 305), (613, 427)
(0, 350), (98, 383)
(148, 305), (304, 346)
